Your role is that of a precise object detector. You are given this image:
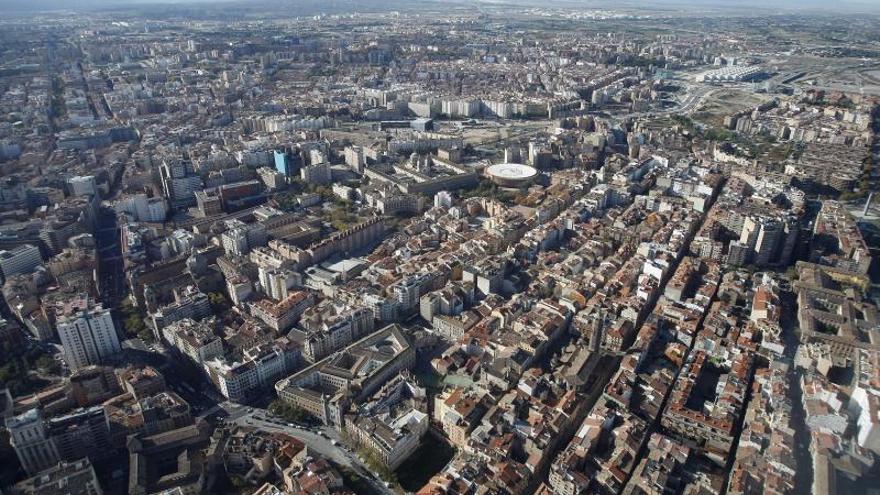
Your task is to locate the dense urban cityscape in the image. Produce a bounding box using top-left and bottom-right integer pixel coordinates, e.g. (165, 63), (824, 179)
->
(0, 1), (878, 494)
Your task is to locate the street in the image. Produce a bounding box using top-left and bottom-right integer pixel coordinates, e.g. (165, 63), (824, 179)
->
(221, 405), (395, 495)
(95, 207), (125, 311)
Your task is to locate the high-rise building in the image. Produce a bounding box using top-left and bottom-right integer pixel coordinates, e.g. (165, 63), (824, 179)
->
(159, 158), (203, 210)
(753, 218), (783, 266)
(46, 406), (113, 463)
(300, 162), (332, 186)
(259, 266), (300, 301)
(727, 240), (750, 267)
(434, 191), (454, 208)
(737, 215), (791, 267)
(40, 218), (87, 257)
(274, 149), (300, 177)
(392, 273), (435, 312)
(5, 409), (60, 475)
(257, 166), (286, 191)
(0, 244), (43, 279)
(56, 295), (121, 371)
(67, 176), (98, 197)
(126, 194), (167, 223)
(221, 222), (267, 257)
(194, 190), (223, 217)
(344, 146), (366, 174)
(221, 227), (250, 256)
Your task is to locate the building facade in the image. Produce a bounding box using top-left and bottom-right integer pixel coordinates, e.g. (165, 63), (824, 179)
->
(56, 296), (121, 371)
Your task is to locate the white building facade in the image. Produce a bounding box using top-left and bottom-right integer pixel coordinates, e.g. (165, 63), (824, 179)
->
(57, 301), (121, 370)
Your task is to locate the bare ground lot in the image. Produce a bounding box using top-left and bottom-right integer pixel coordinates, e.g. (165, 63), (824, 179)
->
(691, 88), (773, 127)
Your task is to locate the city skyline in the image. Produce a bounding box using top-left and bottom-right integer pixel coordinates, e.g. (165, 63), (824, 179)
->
(0, 3), (877, 495)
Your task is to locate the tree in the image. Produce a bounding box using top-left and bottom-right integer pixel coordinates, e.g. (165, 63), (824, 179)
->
(322, 199), (359, 232)
(124, 314), (145, 336)
(208, 292), (229, 313)
(120, 299), (146, 338)
(35, 355), (59, 375)
(357, 446), (399, 482)
(268, 399), (316, 424)
(229, 475), (247, 490)
(0, 341), (43, 396)
(273, 192), (299, 211)
(704, 127), (734, 142)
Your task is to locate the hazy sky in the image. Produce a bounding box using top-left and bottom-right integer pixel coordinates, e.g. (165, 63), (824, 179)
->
(2, 0), (878, 14)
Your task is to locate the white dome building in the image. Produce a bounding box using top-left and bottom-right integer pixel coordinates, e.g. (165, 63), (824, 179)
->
(485, 163), (538, 188)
